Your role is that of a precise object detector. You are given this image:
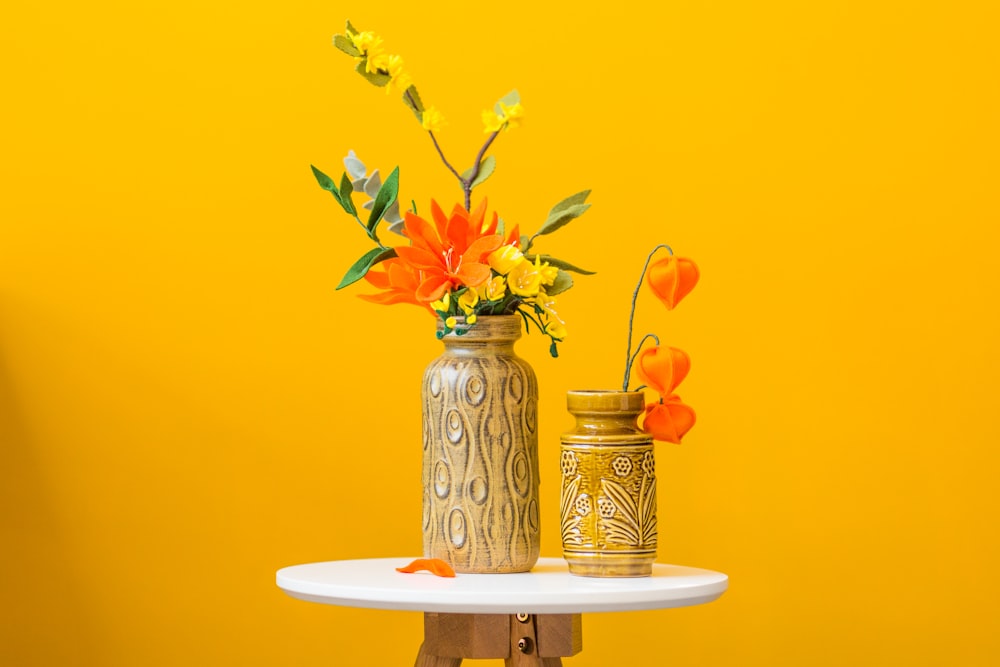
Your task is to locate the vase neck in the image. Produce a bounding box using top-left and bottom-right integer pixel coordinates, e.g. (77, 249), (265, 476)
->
(564, 390), (647, 440)
(437, 315), (522, 351)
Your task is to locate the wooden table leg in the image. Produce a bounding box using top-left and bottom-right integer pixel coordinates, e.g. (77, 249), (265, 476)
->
(417, 613), (582, 666)
(414, 642), (462, 667)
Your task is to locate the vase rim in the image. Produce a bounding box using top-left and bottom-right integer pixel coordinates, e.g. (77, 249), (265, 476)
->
(566, 389), (644, 413)
(436, 314), (522, 342)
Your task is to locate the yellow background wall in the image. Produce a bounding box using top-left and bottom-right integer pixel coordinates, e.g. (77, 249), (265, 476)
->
(2, 1), (998, 665)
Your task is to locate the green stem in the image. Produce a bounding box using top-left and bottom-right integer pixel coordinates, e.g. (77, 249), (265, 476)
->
(622, 244), (673, 390)
(624, 333), (660, 391)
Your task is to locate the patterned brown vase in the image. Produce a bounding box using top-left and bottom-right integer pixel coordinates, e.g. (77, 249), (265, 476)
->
(560, 390), (656, 577)
(422, 315), (540, 573)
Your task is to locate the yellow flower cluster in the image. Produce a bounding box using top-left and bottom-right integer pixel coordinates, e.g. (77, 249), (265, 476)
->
(482, 101), (525, 133)
(347, 28), (412, 95)
(486, 245), (566, 339)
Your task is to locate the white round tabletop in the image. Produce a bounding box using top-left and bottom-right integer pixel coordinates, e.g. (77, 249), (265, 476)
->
(276, 557), (728, 614)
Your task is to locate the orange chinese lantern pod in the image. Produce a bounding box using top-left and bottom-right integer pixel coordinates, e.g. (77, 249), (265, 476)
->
(636, 346), (691, 397)
(647, 255), (699, 310)
(641, 396), (696, 444)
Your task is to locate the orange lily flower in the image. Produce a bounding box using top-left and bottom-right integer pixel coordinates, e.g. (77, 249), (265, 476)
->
(642, 396), (696, 444)
(358, 258), (435, 315)
(635, 346), (690, 396)
(395, 199), (503, 302)
(647, 255), (699, 310)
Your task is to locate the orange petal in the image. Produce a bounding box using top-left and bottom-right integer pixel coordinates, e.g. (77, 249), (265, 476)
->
(636, 346), (690, 396)
(396, 245), (443, 272)
(454, 262), (492, 288)
(463, 234), (503, 263)
(357, 291), (418, 306)
(387, 261), (419, 291)
(430, 200), (449, 239)
(404, 211), (445, 256)
(363, 267), (392, 289)
(642, 398), (696, 444)
(415, 274), (452, 302)
(647, 256), (700, 310)
(395, 558), (456, 577)
(504, 223), (521, 248)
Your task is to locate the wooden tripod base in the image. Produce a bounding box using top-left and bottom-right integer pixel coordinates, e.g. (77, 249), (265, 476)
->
(415, 612), (583, 666)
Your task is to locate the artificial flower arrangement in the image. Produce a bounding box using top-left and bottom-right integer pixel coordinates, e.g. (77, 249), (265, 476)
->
(311, 21), (594, 357)
(619, 246), (700, 443)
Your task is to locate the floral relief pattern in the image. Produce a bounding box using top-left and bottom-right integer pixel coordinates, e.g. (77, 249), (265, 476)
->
(561, 451), (578, 477)
(597, 497), (617, 518)
(611, 455), (633, 477)
(641, 450), (655, 477)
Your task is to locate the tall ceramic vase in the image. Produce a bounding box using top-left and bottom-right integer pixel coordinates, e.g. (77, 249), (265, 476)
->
(422, 315), (540, 573)
(559, 390), (657, 577)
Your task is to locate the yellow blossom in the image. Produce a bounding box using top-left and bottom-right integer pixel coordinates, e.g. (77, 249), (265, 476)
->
(445, 316), (457, 329)
(431, 293), (451, 312)
(458, 289), (479, 315)
(537, 291), (568, 339)
(507, 257), (543, 297)
(467, 314), (478, 325)
(384, 55), (411, 94)
(349, 31), (382, 54)
(488, 244), (523, 274)
(422, 107), (446, 133)
(482, 101), (525, 133)
(539, 261), (559, 286)
(477, 276), (507, 302)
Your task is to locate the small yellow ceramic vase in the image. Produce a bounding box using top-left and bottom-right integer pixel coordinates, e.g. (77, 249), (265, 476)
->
(422, 315), (540, 573)
(560, 390), (656, 577)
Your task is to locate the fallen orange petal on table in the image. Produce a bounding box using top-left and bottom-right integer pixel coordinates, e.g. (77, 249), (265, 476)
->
(396, 558), (456, 577)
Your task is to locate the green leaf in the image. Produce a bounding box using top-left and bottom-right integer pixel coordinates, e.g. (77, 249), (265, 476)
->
(549, 341), (559, 358)
(345, 20), (359, 35)
(355, 60), (391, 87)
(333, 34), (360, 57)
(312, 164), (349, 211)
(339, 173), (356, 216)
(536, 202), (590, 237)
(545, 270), (574, 296)
(336, 247), (398, 290)
(526, 254), (596, 275)
(367, 166), (400, 232)
(460, 155), (496, 189)
(549, 189), (591, 216)
(402, 85), (425, 123)
(311, 164), (336, 191)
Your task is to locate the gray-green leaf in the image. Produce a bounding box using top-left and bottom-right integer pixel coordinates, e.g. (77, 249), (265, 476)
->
(336, 247), (398, 290)
(494, 89), (520, 115)
(403, 85), (425, 122)
(333, 34), (360, 57)
(545, 270), (574, 296)
(367, 166), (400, 232)
(535, 196), (590, 236)
(355, 60), (390, 87)
(526, 254), (596, 275)
(460, 155), (496, 189)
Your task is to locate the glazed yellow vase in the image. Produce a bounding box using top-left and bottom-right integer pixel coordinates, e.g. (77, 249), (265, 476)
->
(560, 390), (656, 577)
(422, 315), (540, 573)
